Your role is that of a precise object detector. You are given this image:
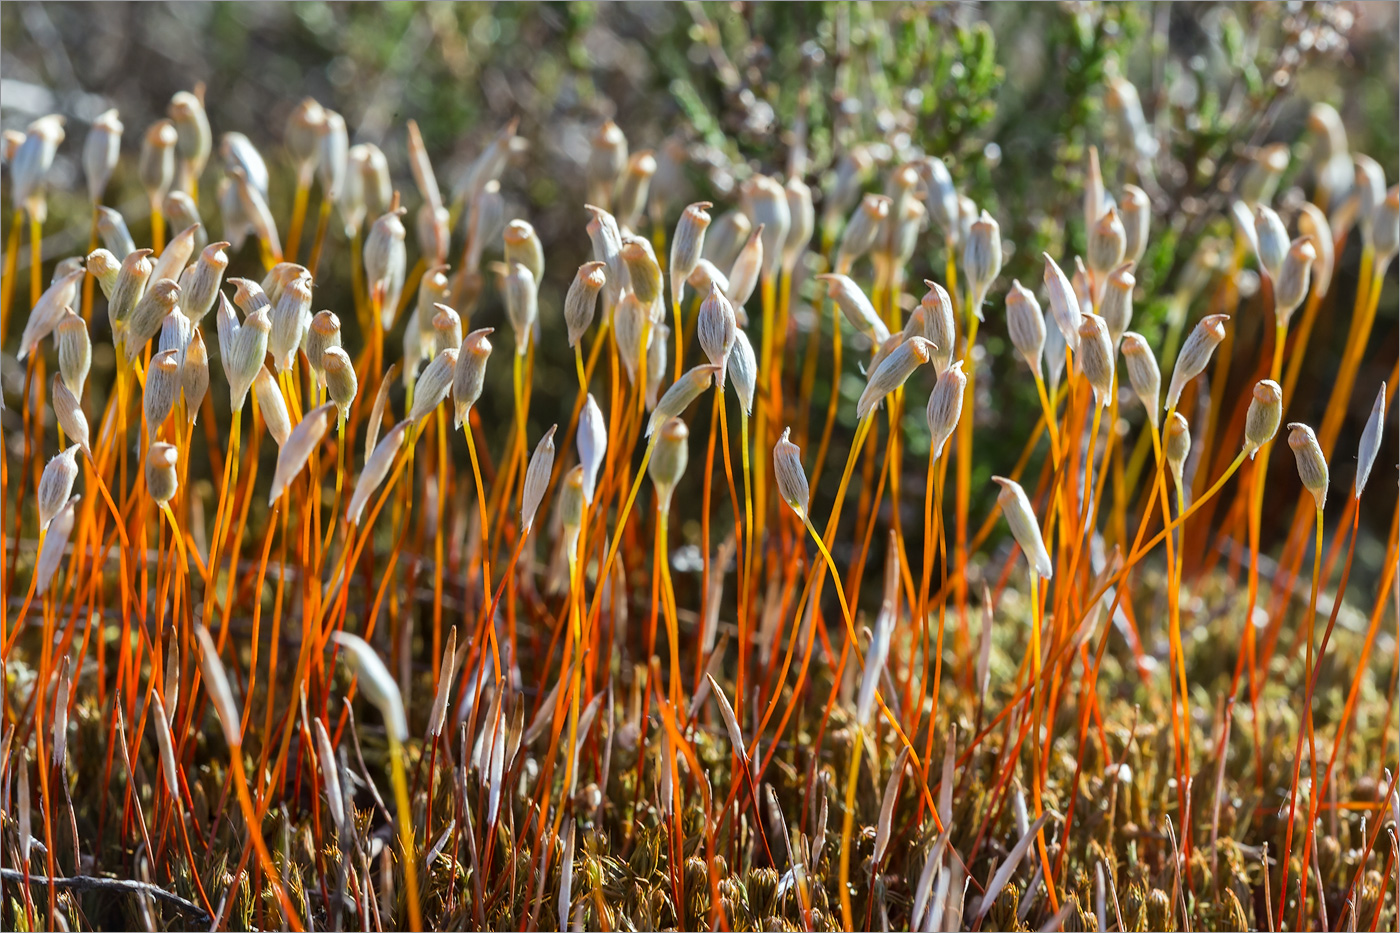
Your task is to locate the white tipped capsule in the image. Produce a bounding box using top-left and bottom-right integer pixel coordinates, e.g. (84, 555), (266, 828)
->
(17, 267), (83, 361)
(962, 211), (1002, 315)
(1006, 280), (1046, 375)
(577, 393), (607, 505)
(696, 287), (738, 387)
(741, 174), (790, 280)
(1119, 333), (1161, 429)
(177, 241), (229, 324)
(364, 206), (407, 329)
(55, 312), (92, 399)
(84, 108), (123, 204)
(725, 224), (764, 311)
(332, 632), (408, 744)
(502, 261), (538, 357)
(409, 347), (459, 423)
(565, 261), (607, 348)
(1243, 379), (1282, 459)
(1355, 382), (1386, 499)
(646, 364), (717, 437)
(921, 281), (956, 375)
(1042, 253), (1082, 355)
(1274, 237), (1316, 327)
(348, 421), (408, 526)
(323, 347), (357, 419)
(783, 177), (814, 273)
(1077, 314), (1115, 408)
(926, 361), (966, 462)
(728, 329), (759, 416)
(1120, 184), (1150, 265)
(836, 193), (890, 271)
(1165, 413), (1191, 488)
(857, 336), (934, 420)
(38, 445), (81, 529)
(772, 427), (810, 518)
(253, 366), (291, 447)
(194, 626), (242, 749)
(820, 273), (890, 346)
(1165, 314), (1229, 411)
(146, 442), (180, 506)
(52, 377), (90, 455)
(35, 494), (77, 595)
(86, 248), (121, 297)
(520, 425), (558, 534)
(1288, 423), (1329, 511)
(150, 222), (200, 285)
(269, 403), (334, 505)
(1087, 207), (1126, 276)
(183, 328), (210, 425)
(648, 418), (690, 514)
(144, 349), (183, 431)
(1253, 204), (1290, 283)
(993, 476), (1052, 579)
(669, 201), (712, 308)
(452, 328), (493, 429)
(1297, 202), (1335, 298)
(1099, 262), (1135, 346)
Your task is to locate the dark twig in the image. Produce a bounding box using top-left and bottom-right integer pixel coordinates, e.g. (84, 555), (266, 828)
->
(0, 868), (212, 926)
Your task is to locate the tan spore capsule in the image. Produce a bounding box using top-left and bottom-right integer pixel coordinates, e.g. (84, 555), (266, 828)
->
(773, 427), (810, 518)
(364, 206), (407, 328)
(926, 361), (967, 462)
(501, 261), (538, 356)
(587, 120), (628, 207)
(1099, 262), (1135, 346)
(520, 425), (558, 534)
(1006, 279), (1046, 375)
(1119, 333), (1161, 429)
(742, 174), (790, 280)
(269, 403), (334, 505)
(221, 297), (270, 413)
(86, 248), (121, 298)
(703, 209), (752, 273)
(146, 442), (180, 506)
(725, 223), (763, 311)
(1165, 313), (1229, 410)
(11, 114), (65, 221)
(452, 327), (493, 429)
(409, 347), (459, 423)
(820, 273), (890, 346)
(1288, 422), (1329, 511)
(285, 97), (326, 170)
(615, 150), (657, 231)
(783, 176), (814, 273)
(108, 248), (155, 333)
(431, 303), (462, 357)
(503, 218), (545, 285)
(1274, 237), (1316, 327)
(1088, 206), (1126, 276)
(38, 445), (81, 529)
(620, 237), (663, 307)
(648, 418), (690, 514)
(52, 312), (90, 401)
(96, 206), (137, 260)
(333, 634), (410, 746)
(669, 201), (712, 307)
(921, 280), (956, 375)
(83, 108), (123, 204)
(565, 261), (607, 348)
(347, 421), (408, 525)
(963, 211), (1002, 317)
(1243, 379), (1282, 458)
(1296, 203), (1335, 298)
(613, 292), (648, 384)
(416, 265), (451, 348)
(1120, 184), (1150, 264)
(1165, 411), (1191, 489)
(177, 241), (229, 324)
(836, 193), (890, 272)
(194, 625), (243, 748)
(323, 347), (358, 418)
(993, 476), (1053, 579)
(1077, 313), (1115, 407)
(647, 364), (718, 437)
(857, 336), (934, 420)
(183, 328), (209, 424)
(306, 310), (341, 378)
(1355, 382), (1387, 499)
(139, 119), (178, 204)
(52, 376), (90, 455)
(1042, 253), (1082, 354)
(1374, 186), (1399, 264)
(696, 287), (738, 386)
(317, 109), (348, 203)
(253, 366), (291, 447)
(150, 221), (200, 285)
(559, 466), (587, 559)
(144, 349), (182, 431)
(123, 278), (181, 362)
(269, 272), (313, 373)
(585, 203), (627, 301)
